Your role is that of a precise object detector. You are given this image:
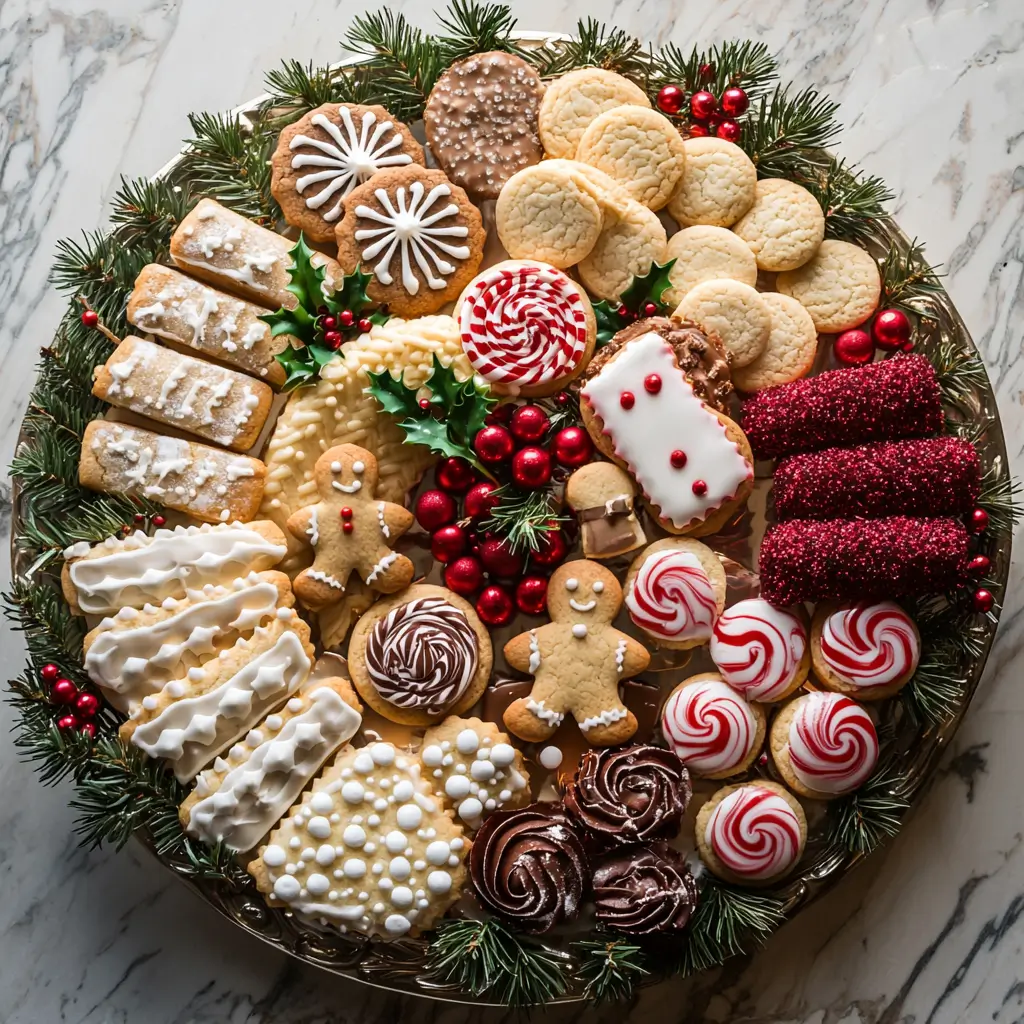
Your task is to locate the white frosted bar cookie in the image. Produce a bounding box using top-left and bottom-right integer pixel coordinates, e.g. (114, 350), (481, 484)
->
(127, 264), (289, 387)
(92, 337), (273, 452)
(170, 198), (341, 310)
(79, 420), (266, 524)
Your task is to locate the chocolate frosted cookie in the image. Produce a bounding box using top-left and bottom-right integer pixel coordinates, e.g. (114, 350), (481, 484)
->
(424, 51), (544, 200)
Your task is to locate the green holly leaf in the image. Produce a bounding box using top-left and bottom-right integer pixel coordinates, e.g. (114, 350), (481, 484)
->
(365, 366), (422, 418)
(260, 304), (316, 343)
(594, 300), (625, 346)
(620, 258), (677, 313)
(285, 234), (333, 313)
(396, 416), (471, 462)
(277, 345), (318, 392)
(335, 265), (378, 317)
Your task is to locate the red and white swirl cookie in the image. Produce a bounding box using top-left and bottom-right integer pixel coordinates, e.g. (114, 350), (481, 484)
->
(661, 673), (765, 779)
(624, 538), (726, 649)
(710, 597), (809, 702)
(456, 259), (597, 397)
(695, 780), (806, 885)
(812, 600), (920, 700)
(771, 691), (878, 798)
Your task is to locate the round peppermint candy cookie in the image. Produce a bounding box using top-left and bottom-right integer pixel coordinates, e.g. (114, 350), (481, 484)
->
(695, 780), (807, 886)
(455, 260), (597, 397)
(811, 600), (921, 700)
(661, 673), (766, 779)
(710, 597), (810, 702)
(624, 538), (727, 649)
(770, 691), (879, 799)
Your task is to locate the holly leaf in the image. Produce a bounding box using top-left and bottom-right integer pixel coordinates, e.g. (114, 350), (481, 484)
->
(284, 234), (334, 313)
(335, 265), (378, 317)
(620, 258), (677, 313)
(277, 345), (318, 391)
(395, 416), (472, 462)
(594, 300), (625, 346)
(260, 303), (316, 343)
(423, 354), (466, 410)
(365, 366), (422, 419)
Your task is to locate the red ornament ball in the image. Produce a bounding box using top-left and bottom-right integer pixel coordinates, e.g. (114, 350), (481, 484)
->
(720, 86), (749, 117)
(415, 489), (456, 531)
(41, 663), (59, 682)
(474, 424), (515, 464)
(75, 692), (101, 719)
(51, 678), (78, 705)
(80, 722), (98, 740)
(973, 588), (995, 614)
(56, 713), (79, 732)
(444, 556), (484, 596)
(970, 508), (989, 533)
(690, 90), (718, 120)
(967, 554), (991, 576)
(512, 446), (552, 488)
(357, 318), (373, 333)
(552, 426), (594, 468)
(516, 575), (549, 616)
(324, 330), (342, 349)
(531, 527), (568, 567)
(338, 309), (355, 328)
(152, 515), (167, 527)
(464, 480), (500, 519)
(699, 62), (715, 82)
(476, 585), (515, 627)
(81, 309), (99, 327)
(715, 119), (742, 143)
(431, 524), (468, 563)
(510, 405), (550, 443)
(479, 538), (525, 578)
(872, 309), (912, 351)
(655, 84), (686, 115)
(486, 402), (515, 424)
(834, 329), (874, 366)
(436, 456), (477, 493)
(688, 123), (710, 138)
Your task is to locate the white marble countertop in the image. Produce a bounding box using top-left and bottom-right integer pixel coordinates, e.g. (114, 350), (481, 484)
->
(1, 1), (1022, 1021)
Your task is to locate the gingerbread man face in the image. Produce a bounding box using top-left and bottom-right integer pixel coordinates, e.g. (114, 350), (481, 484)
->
(316, 445), (379, 496)
(547, 561), (621, 629)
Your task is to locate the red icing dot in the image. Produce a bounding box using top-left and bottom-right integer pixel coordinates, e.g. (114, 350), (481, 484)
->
(692, 479), (708, 496)
(670, 450), (687, 469)
(340, 507), (353, 520)
(342, 522), (354, 534)
(644, 374), (662, 394)
(620, 391), (635, 410)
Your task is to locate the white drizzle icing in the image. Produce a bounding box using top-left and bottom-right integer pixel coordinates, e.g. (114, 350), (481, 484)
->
(528, 631), (541, 673)
(579, 706), (628, 732)
(526, 698), (563, 727)
(377, 502), (390, 539)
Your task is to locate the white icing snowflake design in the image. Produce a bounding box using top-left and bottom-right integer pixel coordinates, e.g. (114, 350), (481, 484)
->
(354, 181), (471, 295)
(290, 108), (413, 223)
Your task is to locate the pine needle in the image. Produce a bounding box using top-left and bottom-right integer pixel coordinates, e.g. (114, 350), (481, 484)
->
(528, 18), (649, 81)
(260, 59), (374, 130)
(879, 238), (945, 316)
(480, 487), (565, 554)
(435, 0), (527, 64)
(742, 85), (842, 179)
(574, 939), (649, 1003)
(804, 158), (894, 245)
(652, 39), (778, 99)
(827, 764), (910, 855)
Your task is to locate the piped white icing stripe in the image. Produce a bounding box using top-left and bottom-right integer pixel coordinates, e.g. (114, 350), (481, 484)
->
(787, 693), (878, 795)
(526, 698), (563, 727)
(820, 601), (920, 688)
(579, 706), (629, 732)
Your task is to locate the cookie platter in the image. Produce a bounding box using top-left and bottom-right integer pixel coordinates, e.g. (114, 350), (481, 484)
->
(9, 7), (1017, 1007)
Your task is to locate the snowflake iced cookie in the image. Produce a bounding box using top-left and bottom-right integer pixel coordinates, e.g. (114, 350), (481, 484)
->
(248, 740), (469, 937)
(272, 103), (425, 243)
(419, 717), (531, 829)
(424, 51), (544, 201)
(333, 166), (485, 317)
(456, 260), (597, 397)
(775, 239), (882, 333)
(565, 462), (646, 560)
(348, 584), (493, 726)
(674, 279), (772, 368)
(732, 292), (819, 393)
(538, 68), (652, 159)
(663, 225), (758, 308)
(502, 561), (650, 748)
(286, 444), (414, 611)
(577, 199), (668, 301)
(732, 178), (825, 272)
(666, 137), (757, 228)
(575, 105), (687, 211)
(624, 538), (727, 650)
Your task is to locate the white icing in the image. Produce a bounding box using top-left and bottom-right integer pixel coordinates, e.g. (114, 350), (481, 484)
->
(572, 623), (588, 638)
(578, 706), (628, 732)
(377, 502), (390, 539)
(308, 569), (345, 591)
(528, 630), (541, 673)
(365, 551), (399, 584)
(526, 698), (564, 727)
(538, 746), (563, 770)
(306, 507), (320, 547)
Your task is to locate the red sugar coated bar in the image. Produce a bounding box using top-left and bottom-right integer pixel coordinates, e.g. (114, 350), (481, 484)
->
(759, 516), (970, 606)
(741, 355), (944, 460)
(773, 438), (980, 521)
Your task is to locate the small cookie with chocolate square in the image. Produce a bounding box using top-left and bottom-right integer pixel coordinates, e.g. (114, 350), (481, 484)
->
(565, 462), (646, 560)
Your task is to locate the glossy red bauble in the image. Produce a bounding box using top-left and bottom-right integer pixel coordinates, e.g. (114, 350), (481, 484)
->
(436, 456), (477, 493)
(552, 426), (594, 468)
(688, 123), (710, 138)
(515, 575), (549, 616)
(486, 403), (514, 425)
(56, 713), (79, 732)
(81, 309), (99, 327)
(464, 480), (500, 519)
(655, 84), (686, 115)
(967, 554), (991, 576)
(720, 86), (750, 117)
(152, 515), (166, 527)
(357, 318), (373, 333)
(75, 692), (101, 719)
(871, 309), (912, 351)
(476, 585), (515, 627)
(80, 722), (98, 740)
(41, 663), (59, 682)
(445, 556), (484, 596)
(51, 678), (78, 705)
(512, 446), (552, 489)
(473, 424), (515, 464)
(715, 119), (742, 143)
(530, 527), (568, 567)
(431, 524), (468, 563)
(690, 90), (718, 120)
(973, 588), (994, 614)
(415, 489), (456, 531)
(834, 329), (874, 366)
(510, 405), (550, 443)
(970, 508), (989, 534)
(479, 538), (525, 578)
(338, 309), (355, 327)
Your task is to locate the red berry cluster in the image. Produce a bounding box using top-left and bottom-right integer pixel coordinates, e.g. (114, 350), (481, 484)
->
(414, 402), (594, 628)
(655, 76), (749, 143)
(41, 663), (101, 739)
(316, 304), (373, 351)
(834, 309), (913, 366)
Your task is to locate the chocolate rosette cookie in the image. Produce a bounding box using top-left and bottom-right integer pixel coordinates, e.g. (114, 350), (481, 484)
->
(592, 843), (699, 934)
(469, 803), (589, 934)
(564, 744), (692, 846)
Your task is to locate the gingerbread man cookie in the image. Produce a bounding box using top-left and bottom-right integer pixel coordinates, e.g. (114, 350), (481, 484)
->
(502, 561), (650, 748)
(286, 444), (414, 610)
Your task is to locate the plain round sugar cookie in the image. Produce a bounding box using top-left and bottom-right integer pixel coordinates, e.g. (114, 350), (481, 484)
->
(732, 292), (818, 392)
(674, 279), (771, 368)
(538, 68), (651, 159)
(732, 178), (825, 272)
(667, 137), (757, 228)
(664, 225), (758, 307)
(577, 200), (668, 300)
(564, 160), (634, 218)
(496, 162), (604, 268)
(575, 105), (687, 211)
(776, 239), (882, 332)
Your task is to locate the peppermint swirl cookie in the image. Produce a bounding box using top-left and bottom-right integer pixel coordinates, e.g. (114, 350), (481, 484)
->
(811, 600), (920, 700)
(709, 597), (809, 702)
(771, 692), (879, 798)
(696, 781), (807, 886)
(661, 673), (766, 779)
(469, 803), (589, 933)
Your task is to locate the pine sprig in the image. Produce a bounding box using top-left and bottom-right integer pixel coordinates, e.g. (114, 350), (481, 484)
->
(879, 238), (945, 316)
(260, 59), (374, 130)
(435, 0), (527, 64)
(977, 464), (1021, 534)
(933, 337), (988, 409)
(481, 486), (565, 554)
(827, 764), (910, 855)
(109, 175), (195, 252)
(741, 86), (841, 180)
(528, 18), (649, 80)
(804, 158), (894, 245)
(651, 40), (777, 99)
(4, 579), (87, 670)
(574, 939), (649, 1003)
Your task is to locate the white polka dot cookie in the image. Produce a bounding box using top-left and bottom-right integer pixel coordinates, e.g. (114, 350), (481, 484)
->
(663, 225), (758, 308)
(732, 292), (819, 392)
(577, 200), (668, 301)
(776, 239), (882, 332)
(674, 279), (772, 368)
(248, 741), (468, 937)
(732, 178), (825, 272)
(667, 137), (757, 228)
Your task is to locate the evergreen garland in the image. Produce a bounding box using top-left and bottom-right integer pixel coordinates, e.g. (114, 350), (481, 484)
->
(574, 938), (649, 1002)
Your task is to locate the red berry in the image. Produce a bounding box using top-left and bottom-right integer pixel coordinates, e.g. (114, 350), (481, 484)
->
(720, 86), (749, 117)
(464, 481), (500, 519)
(80, 722), (98, 740)
(436, 456), (477, 493)
(688, 123), (710, 138)
(431, 524), (468, 563)
(358, 318), (373, 333)
(324, 330), (342, 349)
(75, 692), (101, 719)
(512, 446), (552, 489)
(322, 316), (337, 330)
(479, 537), (525, 578)
(152, 515), (166, 527)
(81, 310), (99, 327)
(655, 84), (686, 116)
(642, 301), (658, 317)
(486, 403), (515, 424)
(134, 513), (146, 523)
(834, 329), (874, 366)
(515, 576), (549, 616)
(967, 554), (991, 576)
(970, 508), (989, 534)
(872, 309), (912, 351)
(41, 663), (59, 682)
(51, 678), (78, 705)
(510, 405), (550, 443)
(690, 90), (717, 120)
(56, 713), (79, 732)
(415, 489), (457, 531)
(973, 588), (995, 614)
(418, 398), (431, 410)
(473, 425), (514, 464)
(531, 527), (567, 567)
(715, 119), (742, 143)
(476, 584), (515, 627)
(699, 62), (715, 82)
(339, 309), (355, 328)
(445, 556), (484, 596)
(644, 373), (662, 394)
(552, 426), (593, 469)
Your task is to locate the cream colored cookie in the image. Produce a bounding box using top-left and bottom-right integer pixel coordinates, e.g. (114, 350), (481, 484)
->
(732, 178), (825, 272)
(674, 278), (771, 368)
(776, 239), (882, 332)
(538, 68), (651, 159)
(663, 225), (758, 307)
(565, 462), (646, 559)
(667, 137), (757, 228)
(566, 160), (634, 218)
(575, 105), (687, 211)
(732, 292), (819, 393)
(577, 200), (668, 300)
(495, 162), (604, 268)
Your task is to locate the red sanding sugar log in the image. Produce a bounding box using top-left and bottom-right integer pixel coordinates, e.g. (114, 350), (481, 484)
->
(741, 354), (944, 460)
(773, 438), (980, 521)
(758, 516), (969, 605)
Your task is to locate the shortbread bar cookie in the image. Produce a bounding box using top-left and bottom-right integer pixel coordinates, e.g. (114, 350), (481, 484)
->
(170, 198), (341, 309)
(61, 519), (287, 616)
(248, 741), (469, 937)
(121, 611), (314, 782)
(180, 673), (363, 851)
(127, 264), (289, 387)
(92, 338), (273, 451)
(79, 420), (266, 524)
(83, 569), (294, 712)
